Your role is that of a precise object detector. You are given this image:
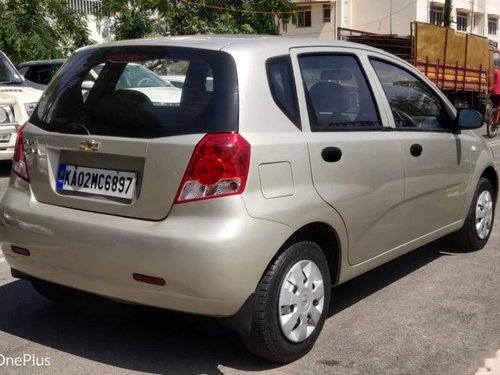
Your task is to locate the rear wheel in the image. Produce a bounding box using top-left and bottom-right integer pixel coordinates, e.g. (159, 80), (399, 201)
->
(31, 279), (78, 303)
(487, 108), (500, 138)
(243, 241), (330, 363)
(452, 178), (495, 251)
(483, 99), (493, 123)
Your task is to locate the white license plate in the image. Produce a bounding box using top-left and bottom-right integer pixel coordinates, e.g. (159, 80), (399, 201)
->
(56, 164), (137, 200)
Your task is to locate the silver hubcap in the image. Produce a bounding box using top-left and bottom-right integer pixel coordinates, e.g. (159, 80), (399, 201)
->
(278, 260), (325, 343)
(475, 190), (493, 240)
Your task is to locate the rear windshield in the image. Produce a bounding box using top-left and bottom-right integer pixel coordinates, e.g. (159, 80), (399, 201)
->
(0, 52), (24, 85)
(31, 46), (238, 138)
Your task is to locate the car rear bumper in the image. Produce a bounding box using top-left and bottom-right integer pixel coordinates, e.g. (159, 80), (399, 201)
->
(0, 184), (292, 317)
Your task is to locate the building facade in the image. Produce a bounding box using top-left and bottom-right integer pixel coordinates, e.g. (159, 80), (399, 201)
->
(66, 0), (111, 43)
(282, 0), (500, 47)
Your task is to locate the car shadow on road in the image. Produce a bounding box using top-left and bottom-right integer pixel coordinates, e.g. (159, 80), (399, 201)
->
(0, 240), (450, 374)
(328, 240), (450, 317)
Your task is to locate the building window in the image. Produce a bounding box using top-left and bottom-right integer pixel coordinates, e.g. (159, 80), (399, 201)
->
(66, 0), (101, 16)
(430, 7), (443, 26)
(489, 17), (498, 35)
(323, 4), (331, 23)
(296, 6), (312, 28)
(457, 12), (469, 31)
(473, 14), (482, 32)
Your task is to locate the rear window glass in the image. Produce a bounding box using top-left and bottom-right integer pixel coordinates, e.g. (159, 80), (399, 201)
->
(25, 64), (62, 85)
(32, 46), (238, 138)
(266, 56), (300, 128)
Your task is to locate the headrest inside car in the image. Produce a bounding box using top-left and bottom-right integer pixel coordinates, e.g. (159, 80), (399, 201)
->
(320, 69), (353, 81)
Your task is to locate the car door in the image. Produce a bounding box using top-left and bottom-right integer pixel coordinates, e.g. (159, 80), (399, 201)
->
(368, 57), (473, 240)
(290, 47), (406, 265)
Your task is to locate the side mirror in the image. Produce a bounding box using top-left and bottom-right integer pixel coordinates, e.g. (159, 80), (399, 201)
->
(456, 109), (483, 130)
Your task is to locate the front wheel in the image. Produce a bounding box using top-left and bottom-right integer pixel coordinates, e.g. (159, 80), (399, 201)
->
(452, 178), (496, 251)
(487, 108), (500, 138)
(243, 241), (331, 363)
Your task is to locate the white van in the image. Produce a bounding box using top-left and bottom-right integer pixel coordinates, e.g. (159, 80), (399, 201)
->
(0, 51), (42, 160)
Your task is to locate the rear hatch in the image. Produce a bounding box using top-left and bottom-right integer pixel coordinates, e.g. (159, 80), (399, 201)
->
(25, 45), (238, 220)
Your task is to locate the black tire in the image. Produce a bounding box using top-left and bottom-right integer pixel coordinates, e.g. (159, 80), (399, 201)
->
(31, 278), (78, 303)
(243, 241), (331, 363)
(452, 178), (496, 252)
(487, 108), (499, 138)
(483, 99), (493, 123)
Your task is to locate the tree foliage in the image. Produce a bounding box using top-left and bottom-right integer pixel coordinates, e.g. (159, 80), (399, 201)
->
(443, 0), (452, 28)
(100, 0), (169, 40)
(0, 0), (91, 65)
(100, 0), (295, 40)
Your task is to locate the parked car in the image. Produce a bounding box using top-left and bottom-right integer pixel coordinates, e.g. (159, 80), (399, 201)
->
(0, 51), (42, 160)
(17, 59), (65, 90)
(160, 74), (185, 88)
(0, 37), (497, 363)
(84, 63), (182, 105)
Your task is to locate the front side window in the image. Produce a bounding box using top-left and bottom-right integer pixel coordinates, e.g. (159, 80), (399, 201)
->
(370, 59), (450, 130)
(299, 54), (381, 131)
(31, 46), (237, 139)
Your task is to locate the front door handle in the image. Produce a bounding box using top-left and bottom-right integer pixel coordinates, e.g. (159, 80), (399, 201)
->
(322, 147), (342, 162)
(410, 144), (423, 157)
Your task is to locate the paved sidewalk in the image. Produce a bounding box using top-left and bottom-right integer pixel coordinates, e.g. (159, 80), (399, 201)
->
(476, 350), (500, 375)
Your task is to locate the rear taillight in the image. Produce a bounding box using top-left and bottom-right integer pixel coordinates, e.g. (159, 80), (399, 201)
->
(175, 133), (251, 203)
(12, 123), (29, 182)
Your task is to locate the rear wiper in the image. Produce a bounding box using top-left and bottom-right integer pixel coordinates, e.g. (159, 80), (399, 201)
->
(57, 122), (91, 135)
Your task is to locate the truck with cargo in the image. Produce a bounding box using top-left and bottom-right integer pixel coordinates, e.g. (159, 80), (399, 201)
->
(338, 22), (500, 137)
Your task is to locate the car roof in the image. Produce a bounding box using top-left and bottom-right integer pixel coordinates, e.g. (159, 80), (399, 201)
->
(17, 59), (66, 68)
(75, 35), (395, 58)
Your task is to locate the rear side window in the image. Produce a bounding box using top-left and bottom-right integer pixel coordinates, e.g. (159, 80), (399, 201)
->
(299, 54), (381, 131)
(266, 56), (300, 128)
(32, 46), (238, 138)
(25, 64), (61, 85)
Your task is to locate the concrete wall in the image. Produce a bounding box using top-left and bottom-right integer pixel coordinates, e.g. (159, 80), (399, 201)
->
(486, 0), (500, 46)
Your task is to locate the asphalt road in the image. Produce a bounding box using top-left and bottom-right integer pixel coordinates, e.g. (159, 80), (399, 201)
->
(0, 138), (500, 375)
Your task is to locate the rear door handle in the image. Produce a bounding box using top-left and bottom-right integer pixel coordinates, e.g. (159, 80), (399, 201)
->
(410, 144), (423, 157)
(321, 147), (342, 162)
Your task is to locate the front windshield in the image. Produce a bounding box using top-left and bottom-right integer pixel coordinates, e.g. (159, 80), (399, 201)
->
(0, 52), (24, 85)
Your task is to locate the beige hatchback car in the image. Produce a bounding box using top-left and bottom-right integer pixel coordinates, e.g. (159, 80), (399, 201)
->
(0, 37), (497, 363)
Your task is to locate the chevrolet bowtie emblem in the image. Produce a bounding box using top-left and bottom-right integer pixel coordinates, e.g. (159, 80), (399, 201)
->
(79, 140), (100, 152)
